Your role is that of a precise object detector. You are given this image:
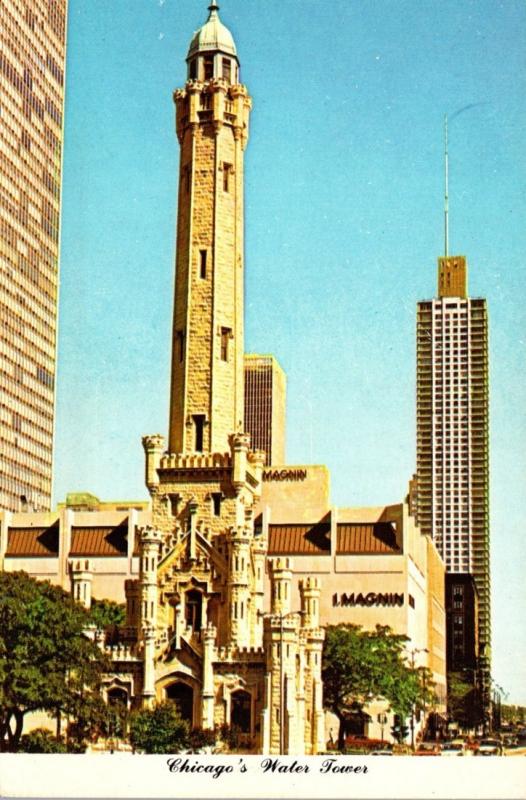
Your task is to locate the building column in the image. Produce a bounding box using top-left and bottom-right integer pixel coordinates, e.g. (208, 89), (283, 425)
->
(142, 623), (156, 708)
(138, 525), (162, 705)
(202, 623), (216, 729)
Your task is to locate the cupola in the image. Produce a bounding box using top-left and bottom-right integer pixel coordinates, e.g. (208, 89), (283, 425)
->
(186, 3), (239, 84)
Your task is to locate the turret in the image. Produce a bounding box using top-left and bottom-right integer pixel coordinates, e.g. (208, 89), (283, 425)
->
(268, 557), (292, 616)
(142, 434), (165, 492)
(299, 576), (321, 630)
(69, 559), (93, 609)
(227, 525), (251, 647)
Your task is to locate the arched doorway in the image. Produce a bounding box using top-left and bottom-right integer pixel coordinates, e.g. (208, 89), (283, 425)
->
(185, 589), (202, 632)
(166, 681), (194, 725)
(231, 689), (251, 733)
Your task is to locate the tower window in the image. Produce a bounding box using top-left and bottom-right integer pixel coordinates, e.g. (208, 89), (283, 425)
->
(189, 58), (197, 80)
(177, 330), (185, 362)
(193, 414), (205, 452)
(211, 492), (222, 516)
(169, 494), (180, 516)
(220, 327), (232, 361)
(222, 58), (231, 82)
(203, 56), (214, 80)
(222, 163), (232, 192)
(199, 250), (207, 279)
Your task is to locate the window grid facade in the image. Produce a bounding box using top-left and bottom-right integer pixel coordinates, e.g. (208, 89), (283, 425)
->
(244, 354), (286, 466)
(0, 0), (67, 511)
(416, 292), (490, 672)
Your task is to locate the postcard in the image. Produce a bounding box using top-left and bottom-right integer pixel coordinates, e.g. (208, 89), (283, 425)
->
(0, 1), (524, 798)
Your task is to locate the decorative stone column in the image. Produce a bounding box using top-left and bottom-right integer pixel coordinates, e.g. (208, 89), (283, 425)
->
(142, 623), (157, 708)
(202, 623), (216, 729)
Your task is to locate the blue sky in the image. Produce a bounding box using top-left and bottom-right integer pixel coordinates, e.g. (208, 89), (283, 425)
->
(54, 1), (526, 703)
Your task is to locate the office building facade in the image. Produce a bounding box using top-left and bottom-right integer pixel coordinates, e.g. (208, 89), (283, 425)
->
(0, 0), (68, 511)
(244, 354), (286, 466)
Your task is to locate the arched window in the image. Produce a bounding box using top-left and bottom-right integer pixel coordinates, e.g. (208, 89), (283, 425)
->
(185, 589), (202, 631)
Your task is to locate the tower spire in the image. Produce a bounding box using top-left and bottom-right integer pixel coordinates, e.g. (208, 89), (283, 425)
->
(444, 113), (449, 258)
(208, 1), (220, 16)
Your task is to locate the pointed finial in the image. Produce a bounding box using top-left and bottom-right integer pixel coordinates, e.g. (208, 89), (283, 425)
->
(208, 1), (220, 16)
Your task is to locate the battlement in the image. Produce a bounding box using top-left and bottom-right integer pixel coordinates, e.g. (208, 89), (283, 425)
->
(269, 556), (292, 572)
(299, 576), (322, 591)
(159, 452), (231, 471)
(138, 525), (163, 547)
(69, 559), (93, 574)
(104, 643), (138, 662)
(216, 645), (265, 662)
(142, 434), (165, 453)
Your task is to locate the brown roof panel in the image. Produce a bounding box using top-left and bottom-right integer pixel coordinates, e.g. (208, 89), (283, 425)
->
(268, 522), (330, 555)
(6, 523), (59, 557)
(70, 523), (128, 557)
(336, 522), (401, 555)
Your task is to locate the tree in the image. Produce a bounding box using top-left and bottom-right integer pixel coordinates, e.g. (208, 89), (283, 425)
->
(89, 598), (126, 629)
(0, 571), (109, 751)
(447, 670), (483, 731)
(129, 702), (190, 753)
(322, 624), (426, 749)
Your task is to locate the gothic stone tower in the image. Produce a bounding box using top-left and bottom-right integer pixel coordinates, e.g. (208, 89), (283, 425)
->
(125, 3), (324, 754)
(169, 1), (250, 455)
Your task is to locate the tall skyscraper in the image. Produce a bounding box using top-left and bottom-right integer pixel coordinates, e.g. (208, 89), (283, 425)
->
(244, 354), (286, 465)
(416, 254), (490, 718)
(0, 0), (68, 511)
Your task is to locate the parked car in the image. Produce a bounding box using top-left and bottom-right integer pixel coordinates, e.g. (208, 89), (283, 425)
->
(477, 738), (503, 756)
(441, 740), (468, 756)
(415, 742), (441, 756)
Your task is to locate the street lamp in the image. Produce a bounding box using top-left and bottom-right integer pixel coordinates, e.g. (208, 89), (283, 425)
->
(259, 609), (304, 754)
(407, 647), (429, 750)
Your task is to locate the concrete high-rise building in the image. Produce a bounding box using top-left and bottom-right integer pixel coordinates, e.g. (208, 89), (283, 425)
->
(244, 354), (286, 466)
(416, 254), (490, 717)
(0, 0), (68, 511)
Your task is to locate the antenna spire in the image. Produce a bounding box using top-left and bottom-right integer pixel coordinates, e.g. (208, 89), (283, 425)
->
(444, 113), (449, 258)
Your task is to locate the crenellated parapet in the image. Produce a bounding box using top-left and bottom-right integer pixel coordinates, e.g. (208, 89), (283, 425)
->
(160, 451), (231, 471)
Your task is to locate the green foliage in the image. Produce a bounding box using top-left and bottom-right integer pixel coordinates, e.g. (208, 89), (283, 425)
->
(391, 717), (409, 744)
(0, 571), (109, 751)
(217, 723), (242, 751)
(188, 727), (218, 752)
(18, 728), (68, 754)
(447, 670), (483, 730)
(322, 624), (433, 748)
(129, 702), (190, 754)
(89, 598), (126, 629)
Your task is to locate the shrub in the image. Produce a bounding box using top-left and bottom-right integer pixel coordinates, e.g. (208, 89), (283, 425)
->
(129, 702), (189, 754)
(19, 729), (67, 754)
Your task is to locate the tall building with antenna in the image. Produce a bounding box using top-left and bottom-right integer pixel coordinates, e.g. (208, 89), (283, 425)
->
(0, 0), (68, 511)
(415, 115), (491, 724)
